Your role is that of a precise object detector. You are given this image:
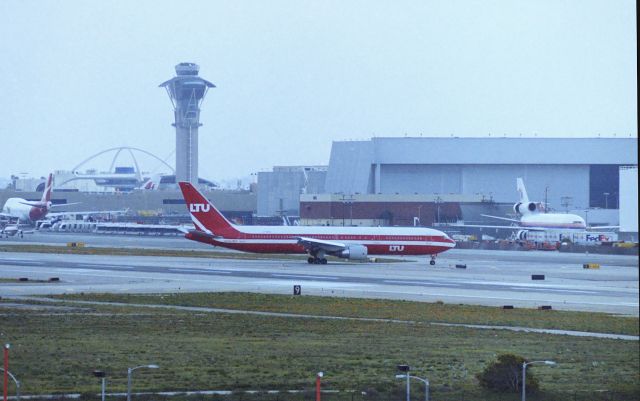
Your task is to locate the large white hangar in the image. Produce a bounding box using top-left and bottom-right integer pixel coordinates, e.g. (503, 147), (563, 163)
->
(325, 137), (638, 210)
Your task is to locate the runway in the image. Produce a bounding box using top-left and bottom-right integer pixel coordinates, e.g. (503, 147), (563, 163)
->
(1, 232), (638, 315)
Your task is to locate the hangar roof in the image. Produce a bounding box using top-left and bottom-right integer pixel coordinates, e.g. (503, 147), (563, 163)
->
(345, 137), (639, 165)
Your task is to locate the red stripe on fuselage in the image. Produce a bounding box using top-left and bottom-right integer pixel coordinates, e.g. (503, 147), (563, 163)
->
(185, 232), (455, 256)
(179, 181), (455, 257)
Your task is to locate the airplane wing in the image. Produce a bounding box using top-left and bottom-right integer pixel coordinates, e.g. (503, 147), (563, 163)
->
(17, 201), (45, 207)
(444, 223), (546, 232)
(587, 225), (619, 230)
(295, 236), (347, 252)
(46, 209), (129, 219)
(19, 202), (82, 208)
(49, 202), (82, 208)
(480, 214), (521, 223)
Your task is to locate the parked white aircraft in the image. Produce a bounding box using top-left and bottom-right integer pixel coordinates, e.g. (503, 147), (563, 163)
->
(0, 174), (63, 223)
(458, 178), (612, 241)
(1, 173), (128, 224)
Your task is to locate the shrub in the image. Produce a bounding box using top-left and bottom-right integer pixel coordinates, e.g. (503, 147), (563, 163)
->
(476, 353), (539, 394)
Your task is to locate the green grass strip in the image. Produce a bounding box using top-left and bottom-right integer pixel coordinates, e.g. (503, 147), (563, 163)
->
(1, 294), (638, 400)
(51, 292), (638, 336)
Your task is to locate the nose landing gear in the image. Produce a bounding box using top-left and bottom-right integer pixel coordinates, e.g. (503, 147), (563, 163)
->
(429, 255), (436, 265)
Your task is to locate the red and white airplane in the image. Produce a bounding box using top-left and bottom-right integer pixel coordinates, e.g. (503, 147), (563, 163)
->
(1, 173), (126, 225)
(0, 174), (60, 223)
(179, 182), (456, 264)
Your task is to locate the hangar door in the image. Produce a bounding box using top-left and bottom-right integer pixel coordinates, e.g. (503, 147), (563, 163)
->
(379, 164), (462, 194)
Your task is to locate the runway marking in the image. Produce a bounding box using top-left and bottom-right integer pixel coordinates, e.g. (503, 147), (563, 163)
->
(384, 280), (460, 286)
(271, 274), (339, 280)
(511, 287), (597, 295)
(169, 268), (232, 274)
(0, 260), (45, 265)
(83, 264), (135, 270)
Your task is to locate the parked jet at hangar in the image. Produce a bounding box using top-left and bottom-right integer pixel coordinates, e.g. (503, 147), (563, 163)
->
(463, 178), (616, 240)
(179, 182), (455, 264)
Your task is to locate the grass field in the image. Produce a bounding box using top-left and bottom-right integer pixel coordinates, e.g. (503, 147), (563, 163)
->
(52, 292), (639, 336)
(1, 292), (638, 401)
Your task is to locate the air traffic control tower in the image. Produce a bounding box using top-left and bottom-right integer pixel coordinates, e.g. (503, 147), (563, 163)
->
(160, 63), (215, 184)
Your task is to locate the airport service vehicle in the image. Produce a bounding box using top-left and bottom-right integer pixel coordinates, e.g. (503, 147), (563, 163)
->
(0, 219), (33, 238)
(526, 229), (618, 246)
(179, 182), (456, 264)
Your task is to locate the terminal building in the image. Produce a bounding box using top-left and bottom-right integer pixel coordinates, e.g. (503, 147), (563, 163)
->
(258, 137), (637, 228)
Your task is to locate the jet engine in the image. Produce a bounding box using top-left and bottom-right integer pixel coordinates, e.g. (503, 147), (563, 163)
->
(338, 244), (368, 260)
(513, 202), (537, 215)
(516, 230), (529, 241)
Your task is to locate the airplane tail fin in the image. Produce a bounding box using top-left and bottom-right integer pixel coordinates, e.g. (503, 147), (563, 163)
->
(40, 173), (53, 203)
(139, 174), (162, 190)
(516, 178), (529, 204)
(178, 182), (237, 235)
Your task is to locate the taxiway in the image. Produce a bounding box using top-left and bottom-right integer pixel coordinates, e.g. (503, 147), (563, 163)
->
(1, 232), (637, 315)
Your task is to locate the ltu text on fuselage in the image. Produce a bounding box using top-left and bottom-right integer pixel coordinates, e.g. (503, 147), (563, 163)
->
(178, 182), (455, 265)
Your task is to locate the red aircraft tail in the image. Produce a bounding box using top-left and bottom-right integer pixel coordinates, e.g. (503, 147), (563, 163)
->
(40, 173), (53, 203)
(178, 182), (238, 236)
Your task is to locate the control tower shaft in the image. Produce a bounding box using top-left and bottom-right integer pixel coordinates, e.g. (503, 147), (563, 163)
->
(160, 63), (215, 185)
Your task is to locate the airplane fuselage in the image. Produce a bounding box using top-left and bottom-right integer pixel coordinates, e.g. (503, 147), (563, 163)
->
(186, 224), (456, 256)
(1, 198), (48, 223)
(520, 212), (586, 230)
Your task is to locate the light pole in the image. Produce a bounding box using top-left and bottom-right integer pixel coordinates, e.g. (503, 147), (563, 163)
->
(92, 370), (106, 401)
(603, 192), (609, 209)
(127, 364), (159, 401)
(584, 209), (589, 227)
(0, 369), (19, 401)
(316, 371), (323, 401)
(522, 360), (556, 401)
(435, 196), (442, 224)
(396, 374), (429, 401)
(397, 365), (410, 401)
(3, 344), (9, 401)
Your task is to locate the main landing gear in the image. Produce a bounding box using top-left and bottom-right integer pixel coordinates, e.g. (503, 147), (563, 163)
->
(429, 255), (437, 266)
(307, 250), (328, 265)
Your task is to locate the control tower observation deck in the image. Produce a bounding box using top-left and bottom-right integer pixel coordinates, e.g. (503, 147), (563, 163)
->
(160, 63), (215, 184)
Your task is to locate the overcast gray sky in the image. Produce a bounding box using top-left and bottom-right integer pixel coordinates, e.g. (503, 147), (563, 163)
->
(0, 0), (636, 183)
